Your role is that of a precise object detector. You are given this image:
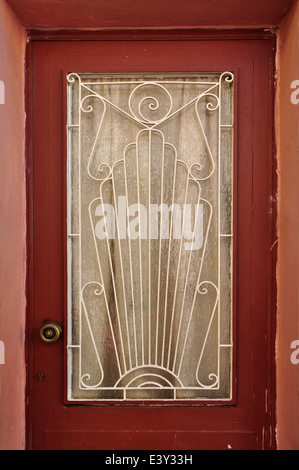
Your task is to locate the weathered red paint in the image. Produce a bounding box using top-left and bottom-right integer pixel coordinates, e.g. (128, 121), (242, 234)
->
(0, 0), (26, 451)
(6, 0), (295, 29)
(276, 0), (299, 450)
(26, 34), (276, 450)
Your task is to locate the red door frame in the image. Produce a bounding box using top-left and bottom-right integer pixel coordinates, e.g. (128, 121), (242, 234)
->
(25, 29), (277, 450)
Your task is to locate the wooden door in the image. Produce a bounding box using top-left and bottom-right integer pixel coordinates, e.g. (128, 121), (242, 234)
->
(27, 35), (276, 450)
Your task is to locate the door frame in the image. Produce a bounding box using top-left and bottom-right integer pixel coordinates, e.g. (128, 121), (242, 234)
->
(25, 28), (277, 450)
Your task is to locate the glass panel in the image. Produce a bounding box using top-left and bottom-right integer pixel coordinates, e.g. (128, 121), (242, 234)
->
(67, 73), (234, 401)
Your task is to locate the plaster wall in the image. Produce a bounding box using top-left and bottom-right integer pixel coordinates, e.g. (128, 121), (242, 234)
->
(0, 0), (26, 450)
(4, 0), (294, 29)
(276, 0), (299, 450)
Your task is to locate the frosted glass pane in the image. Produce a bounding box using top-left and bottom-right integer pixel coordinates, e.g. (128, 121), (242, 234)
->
(67, 73), (234, 401)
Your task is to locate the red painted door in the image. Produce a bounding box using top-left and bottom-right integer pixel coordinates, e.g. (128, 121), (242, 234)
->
(27, 35), (276, 450)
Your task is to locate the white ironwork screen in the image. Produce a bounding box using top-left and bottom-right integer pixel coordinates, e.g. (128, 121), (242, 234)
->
(67, 73), (234, 401)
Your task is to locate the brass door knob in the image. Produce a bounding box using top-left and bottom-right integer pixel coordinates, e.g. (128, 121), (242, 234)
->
(39, 322), (62, 343)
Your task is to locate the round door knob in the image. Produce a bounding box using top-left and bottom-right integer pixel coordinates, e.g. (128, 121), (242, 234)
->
(39, 322), (62, 343)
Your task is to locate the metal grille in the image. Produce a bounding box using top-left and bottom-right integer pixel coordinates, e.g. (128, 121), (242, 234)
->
(67, 73), (234, 401)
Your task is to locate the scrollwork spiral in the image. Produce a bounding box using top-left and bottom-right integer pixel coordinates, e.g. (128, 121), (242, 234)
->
(128, 82), (172, 124)
(196, 281), (219, 389)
